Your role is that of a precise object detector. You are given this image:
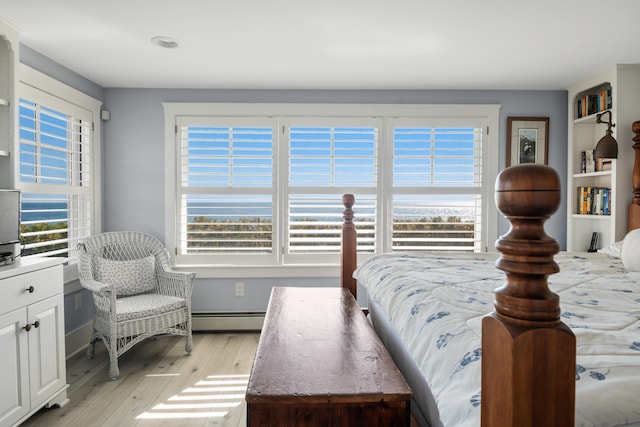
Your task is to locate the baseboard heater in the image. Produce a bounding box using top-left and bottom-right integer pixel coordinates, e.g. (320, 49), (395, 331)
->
(192, 310), (265, 332)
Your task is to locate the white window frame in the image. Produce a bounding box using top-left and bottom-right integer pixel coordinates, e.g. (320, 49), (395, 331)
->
(282, 115), (383, 265)
(175, 115), (279, 265)
(384, 117), (488, 253)
(164, 103), (499, 278)
(16, 64), (102, 283)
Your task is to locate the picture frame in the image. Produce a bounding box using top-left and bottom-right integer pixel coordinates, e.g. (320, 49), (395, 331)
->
(506, 117), (549, 167)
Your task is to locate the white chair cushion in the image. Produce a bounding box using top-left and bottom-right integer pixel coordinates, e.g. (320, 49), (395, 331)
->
(621, 229), (640, 271)
(116, 294), (186, 322)
(94, 255), (157, 296)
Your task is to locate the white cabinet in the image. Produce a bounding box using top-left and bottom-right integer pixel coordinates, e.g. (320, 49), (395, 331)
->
(566, 65), (640, 251)
(0, 259), (68, 427)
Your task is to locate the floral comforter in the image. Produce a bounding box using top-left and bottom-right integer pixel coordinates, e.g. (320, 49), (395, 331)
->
(354, 251), (640, 427)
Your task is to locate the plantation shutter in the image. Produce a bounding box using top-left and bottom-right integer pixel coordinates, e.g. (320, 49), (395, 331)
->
(17, 84), (93, 261)
(390, 120), (484, 252)
(167, 103), (499, 268)
(176, 116), (277, 264)
(284, 117), (381, 263)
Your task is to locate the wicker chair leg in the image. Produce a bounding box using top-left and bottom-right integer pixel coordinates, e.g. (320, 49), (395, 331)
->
(86, 343), (95, 359)
(185, 333), (193, 353)
(108, 338), (119, 380)
(86, 335), (97, 359)
(108, 357), (119, 380)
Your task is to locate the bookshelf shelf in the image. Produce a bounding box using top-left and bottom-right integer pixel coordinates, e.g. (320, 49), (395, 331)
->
(573, 171), (611, 179)
(573, 108), (615, 125)
(571, 214), (613, 219)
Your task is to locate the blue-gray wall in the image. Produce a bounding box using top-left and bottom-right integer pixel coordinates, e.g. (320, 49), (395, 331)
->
(102, 89), (568, 313)
(20, 44), (569, 330)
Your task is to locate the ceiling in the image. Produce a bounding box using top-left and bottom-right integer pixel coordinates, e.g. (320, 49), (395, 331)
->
(2, 0), (640, 90)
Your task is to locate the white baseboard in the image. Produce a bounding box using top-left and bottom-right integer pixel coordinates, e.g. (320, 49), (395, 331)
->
(65, 321), (93, 359)
(63, 313), (264, 358)
(192, 311), (265, 331)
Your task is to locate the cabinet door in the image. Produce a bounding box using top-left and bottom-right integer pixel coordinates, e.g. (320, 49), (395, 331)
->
(0, 308), (30, 426)
(28, 294), (66, 410)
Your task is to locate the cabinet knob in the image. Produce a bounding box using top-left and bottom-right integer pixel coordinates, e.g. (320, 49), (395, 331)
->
(26, 286), (35, 293)
(21, 321), (40, 332)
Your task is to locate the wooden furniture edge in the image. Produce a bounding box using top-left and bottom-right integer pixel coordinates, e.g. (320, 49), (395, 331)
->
(246, 286), (411, 426)
(629, 120), (640, 232)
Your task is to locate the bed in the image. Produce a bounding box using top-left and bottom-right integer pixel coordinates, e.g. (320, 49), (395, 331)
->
(340, 160), (640, 426)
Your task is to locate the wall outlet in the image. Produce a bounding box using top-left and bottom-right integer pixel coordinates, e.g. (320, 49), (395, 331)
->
(75, 293), (82, 311)
(235, 282), (245, 297)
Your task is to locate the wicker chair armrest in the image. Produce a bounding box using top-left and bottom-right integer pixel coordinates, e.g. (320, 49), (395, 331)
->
(80, 279), (117, 314)
(80, 278), (114, 295)
(156, 269), (195, 299)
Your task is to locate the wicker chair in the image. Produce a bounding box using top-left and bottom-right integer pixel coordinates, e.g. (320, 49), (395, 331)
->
(77, 231), (195, 379)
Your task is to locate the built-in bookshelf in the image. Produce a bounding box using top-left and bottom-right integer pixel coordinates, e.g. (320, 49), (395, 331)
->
(566, 65), (640, 252)
(0, 36), (11, 157)
(576, 185), (611, 216)
(0, 20), (19, 183)
(574, 83), (612, 119)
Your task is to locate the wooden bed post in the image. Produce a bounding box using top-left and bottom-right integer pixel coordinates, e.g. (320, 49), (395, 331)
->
(341, 194), (357, 299)
(628, 121), (640, 231)
(481, 164), (576, 427)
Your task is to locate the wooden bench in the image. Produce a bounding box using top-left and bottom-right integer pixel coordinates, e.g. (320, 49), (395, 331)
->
(246, 286), (412, 426)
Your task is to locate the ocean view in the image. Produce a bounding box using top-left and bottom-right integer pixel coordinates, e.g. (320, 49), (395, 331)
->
(21, 201), (68, 222)
(186, 201), (476, 222)
(21, 201), (476, 223)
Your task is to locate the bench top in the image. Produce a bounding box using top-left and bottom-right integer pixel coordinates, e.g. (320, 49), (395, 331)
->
(246, 286), (411, 404)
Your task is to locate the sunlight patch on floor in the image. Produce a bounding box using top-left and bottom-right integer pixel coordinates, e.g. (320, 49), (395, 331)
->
(136, 374), (249, 420)
(144, 373), (181, 377)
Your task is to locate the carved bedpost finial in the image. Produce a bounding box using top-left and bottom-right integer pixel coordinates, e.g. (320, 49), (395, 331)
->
(629, 121), (640, 231)
(481, 164), (575, 427)
(493, 164), (561, 322)
(632, 121), (640, 205)
(342, 194), (355, 226)
(341, 194), (357, 299)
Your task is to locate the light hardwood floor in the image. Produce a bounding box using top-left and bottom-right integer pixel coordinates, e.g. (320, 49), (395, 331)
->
(21, 332), (260, 427)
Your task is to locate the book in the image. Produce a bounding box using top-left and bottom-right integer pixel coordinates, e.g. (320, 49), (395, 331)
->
(588, 94), (599, 116)
(575, 87), (612, 118)
(603, 188), (611, 215)
(588, 231), (599, 252)
(585, 149), (595, 173)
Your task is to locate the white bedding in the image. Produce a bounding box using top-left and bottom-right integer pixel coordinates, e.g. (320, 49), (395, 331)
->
(354, 251), (640, 427)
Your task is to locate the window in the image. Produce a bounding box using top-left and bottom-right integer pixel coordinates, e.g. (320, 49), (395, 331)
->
(17, 66), (101, 273)
(284, 117), (381, 264)
(176, 116), (276, 265)
(389, 120), (484, 252)
(165, 103), (499, 274)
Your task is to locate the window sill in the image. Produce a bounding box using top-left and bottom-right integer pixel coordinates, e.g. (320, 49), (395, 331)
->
(172, 263), (342, 279)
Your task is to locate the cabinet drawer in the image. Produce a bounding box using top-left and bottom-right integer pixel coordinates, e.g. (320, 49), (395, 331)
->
(0, 266), (63, 314)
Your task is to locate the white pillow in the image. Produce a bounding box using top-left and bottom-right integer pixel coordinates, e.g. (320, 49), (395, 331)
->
(598, 240), (622, 258)
(620, 229), (640, 271)
(93, 255), (157, 296)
